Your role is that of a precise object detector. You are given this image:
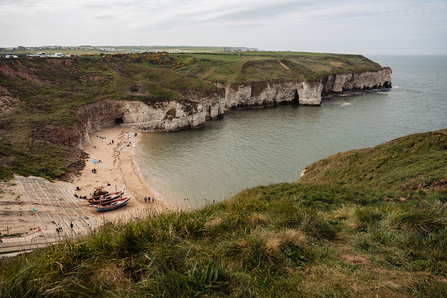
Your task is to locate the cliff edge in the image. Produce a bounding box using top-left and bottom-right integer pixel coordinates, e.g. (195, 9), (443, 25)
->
(0, 52), (391, 180)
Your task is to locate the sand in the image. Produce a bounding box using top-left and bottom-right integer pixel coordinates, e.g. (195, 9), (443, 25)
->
(0, 126), (171, 236)
(72, 126), (171, 222)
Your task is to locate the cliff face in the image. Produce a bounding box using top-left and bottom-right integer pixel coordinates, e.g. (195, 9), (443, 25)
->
(187, 94), (226, 120)
(51, 67), (391, 149)
(322, 67), (392, 94)
(55, 99), (205, 149)
(215, 67), (392, 107)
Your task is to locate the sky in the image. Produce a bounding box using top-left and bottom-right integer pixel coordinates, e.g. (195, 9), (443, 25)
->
(1, 0), (447, 55)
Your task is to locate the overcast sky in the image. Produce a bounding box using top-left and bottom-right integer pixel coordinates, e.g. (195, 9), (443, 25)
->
(1, 0), (446, 55)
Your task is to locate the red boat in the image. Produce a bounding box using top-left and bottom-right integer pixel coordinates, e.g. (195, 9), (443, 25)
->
(96, 197), (130, 212)
(88, 190), (124, 205)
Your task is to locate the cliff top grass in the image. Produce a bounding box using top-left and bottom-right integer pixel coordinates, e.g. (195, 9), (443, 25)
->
(298, 129), (447, 191)
(0, 57), (221, 180)
(1, 129), (447, 297)
(0, 52), (384, 181)
(174, 51), (382, 85)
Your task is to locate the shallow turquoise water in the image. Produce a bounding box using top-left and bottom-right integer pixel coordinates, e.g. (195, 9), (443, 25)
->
(133, 55), (447, 209)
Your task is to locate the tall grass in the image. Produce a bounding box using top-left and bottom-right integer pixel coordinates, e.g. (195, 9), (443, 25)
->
(2, 183), (447, 297)
(299, 129), (447, 192)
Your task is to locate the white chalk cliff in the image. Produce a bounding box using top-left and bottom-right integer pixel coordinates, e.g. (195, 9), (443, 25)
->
(61, 67), (391, 148)
(210, 67), (392, 109)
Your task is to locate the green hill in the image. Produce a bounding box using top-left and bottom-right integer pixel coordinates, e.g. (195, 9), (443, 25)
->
(1, 129), (446, 297)
(299, 129), (447, 191)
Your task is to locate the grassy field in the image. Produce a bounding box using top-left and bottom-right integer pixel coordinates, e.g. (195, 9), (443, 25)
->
(174, 52), (382, 85)
(0, 129), (446, 297)
(104, 46), (228, 52)
(0, 49), (106, 56)
(0, 46), (228, 56)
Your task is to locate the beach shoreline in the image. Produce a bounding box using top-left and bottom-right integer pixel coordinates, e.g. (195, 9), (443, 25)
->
(0, 125), (170, 236)
(71, 126), (171, 223)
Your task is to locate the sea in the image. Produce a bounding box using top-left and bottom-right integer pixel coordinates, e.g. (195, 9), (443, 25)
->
(132, 55), (447, 210)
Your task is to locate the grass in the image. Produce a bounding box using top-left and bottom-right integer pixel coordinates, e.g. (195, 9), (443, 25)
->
(1, 179), (447, 296)
(175, 52), (382, 86)
(4, 52), (444, 296)
(0, 46), (229, 56)
(1, 128), (445, 297)
(0, 51), (384, 181)
(0, 57), (220, 180)
(298, 129), (447, 191)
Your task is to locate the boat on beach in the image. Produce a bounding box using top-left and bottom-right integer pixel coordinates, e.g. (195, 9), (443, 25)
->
(89, 194), (127, 207)
(88, 190), (124, 204)
(96, 196), (130, 212)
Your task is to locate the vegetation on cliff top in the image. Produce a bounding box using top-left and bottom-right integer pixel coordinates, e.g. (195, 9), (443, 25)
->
(0, 57), (220, 180)
(175, 51), (382, 85)
(0, 52), (383, 180)
(1, 129), (446, 297)
(299, 129), (447, 191)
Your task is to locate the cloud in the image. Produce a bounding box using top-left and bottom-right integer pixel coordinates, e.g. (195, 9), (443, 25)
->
(0, 0), (446, 54)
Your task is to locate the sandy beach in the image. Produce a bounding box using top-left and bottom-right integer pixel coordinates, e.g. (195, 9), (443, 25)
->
(0, 126), (170, 236)
(72, 126), (171, 222)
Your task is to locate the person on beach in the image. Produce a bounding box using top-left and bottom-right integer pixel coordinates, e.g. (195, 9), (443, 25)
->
(70, 222), (73, 231)
(58, 223), (63, 232)
(144, 197), (147, 203)
(152, 197), (155, 203)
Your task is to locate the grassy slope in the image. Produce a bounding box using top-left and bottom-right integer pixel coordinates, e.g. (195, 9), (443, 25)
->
(299, 129), (447, 191)
(1, 129), (447, 297)
(0, 57), (220, 180)
(175, 52), (382, 85)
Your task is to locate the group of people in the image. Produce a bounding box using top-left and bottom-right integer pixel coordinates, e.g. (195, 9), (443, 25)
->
(56, 223), (63, 234)
(144, 197), (155, 203)
(53, 221), (74, 235)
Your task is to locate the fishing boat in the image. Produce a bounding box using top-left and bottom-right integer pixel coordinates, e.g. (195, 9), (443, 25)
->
(96, 196), (130, 212)
(92, 195), (128, 207)
(88, 190), (124, 204)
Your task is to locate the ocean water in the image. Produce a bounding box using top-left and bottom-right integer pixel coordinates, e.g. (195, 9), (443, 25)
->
(133, 55), (447, 210)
